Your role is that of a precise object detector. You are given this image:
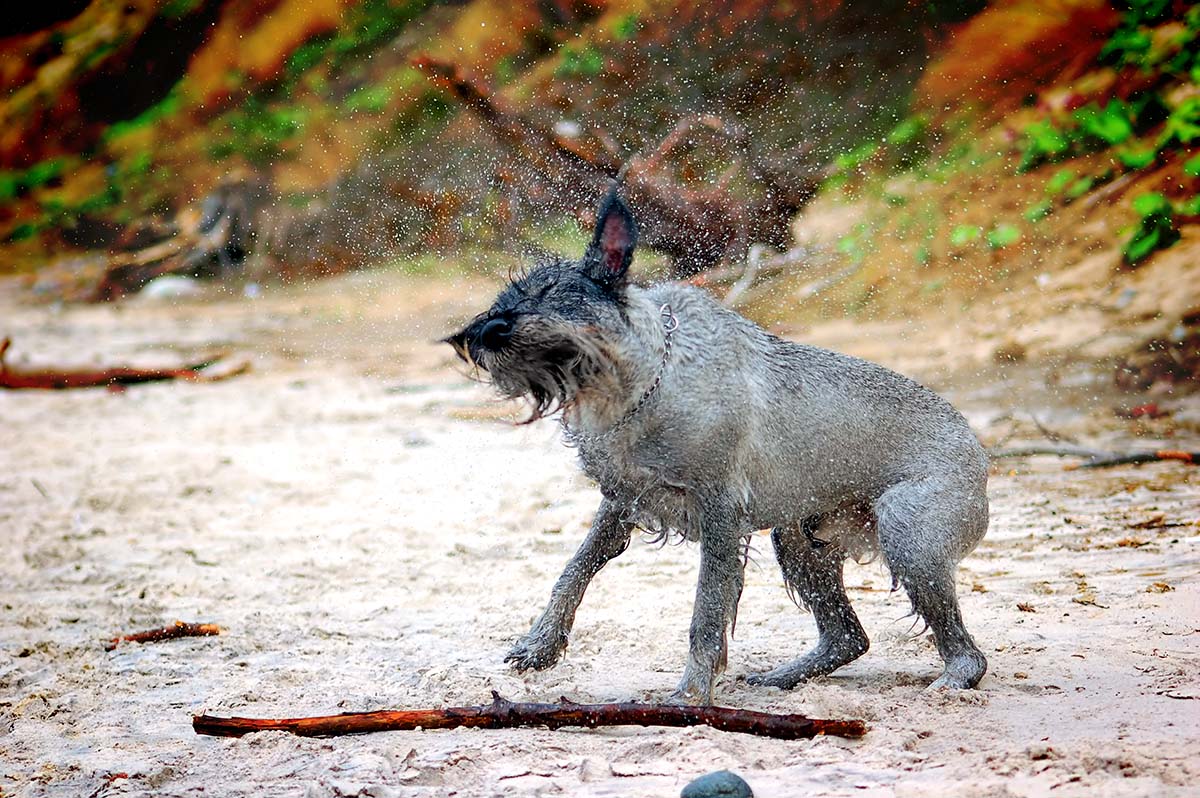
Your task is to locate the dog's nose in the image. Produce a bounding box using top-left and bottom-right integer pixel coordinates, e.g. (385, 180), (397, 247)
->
(477, 316), (514, 350)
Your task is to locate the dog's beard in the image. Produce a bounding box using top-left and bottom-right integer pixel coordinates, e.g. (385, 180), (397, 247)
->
(478, 324), (620, 424)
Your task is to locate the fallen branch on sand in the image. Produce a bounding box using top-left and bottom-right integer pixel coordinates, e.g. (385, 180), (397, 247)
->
(0, 338), (248, 390)
(989, 445), (1197, 469)
(105, 621), (222, 652)
(193, 691), (867, 741)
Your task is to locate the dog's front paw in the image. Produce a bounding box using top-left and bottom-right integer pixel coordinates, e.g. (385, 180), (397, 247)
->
(504, 630), (567, 672)
(669, 671), (716, 706)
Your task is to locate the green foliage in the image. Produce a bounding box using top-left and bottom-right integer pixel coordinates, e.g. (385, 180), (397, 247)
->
(1159, 96), (1200, 148)
(1066, 175), (1095, 201)
(1124, 192), (1179, 264)
(1019, 101), (1144, 172)
(1117, 146), (1157, 169)
(210, 98), (307, 165)
(328, 0), (435, 73)
(1045, 168), (1077, 196)
(1074, 101), (1133, 145)
(949, 224), (981, 247)
(103, 87), (182, 142)
(0, 159), (65, 202)
(612, 13), (640, 41)
(9, 222), (40, 241)
(834, 142), (879, 173)
(1184, 153), (1200, 178)
(885, 115), (929, 169)
(1018, 120), (1070, 171)
(1122, 0), (1173, 25)
(1099, 26), (1152, 68)
(1024, 199), (1053, 222)
(1100, 0), (1200, 73)
(160, 0), (202, 18)
(986, 223), (1021, 249)
(343, 83), (392, 114)
(557, 44), (604, 78)
(286, 35), (336, 82)
(836, 222), (875, 264)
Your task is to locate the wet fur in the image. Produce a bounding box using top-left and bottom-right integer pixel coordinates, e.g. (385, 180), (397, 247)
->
(446, 187), (991, 704)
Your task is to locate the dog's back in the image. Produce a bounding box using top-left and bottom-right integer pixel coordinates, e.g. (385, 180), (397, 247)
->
(602, 282), (988, 540)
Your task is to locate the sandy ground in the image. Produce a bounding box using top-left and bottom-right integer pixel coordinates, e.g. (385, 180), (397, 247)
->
(1, 268), (1198, 798)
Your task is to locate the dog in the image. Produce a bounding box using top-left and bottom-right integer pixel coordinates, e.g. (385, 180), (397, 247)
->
(446, 186), (990, 704)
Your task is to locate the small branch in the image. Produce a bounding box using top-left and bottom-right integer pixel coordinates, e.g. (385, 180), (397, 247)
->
(106, 621), (222, 652)
(0, 338), (248, 390)
(193, 691), (867, 741)
(1027, 412), (1077, 445)
(989, 445), (1197, 469)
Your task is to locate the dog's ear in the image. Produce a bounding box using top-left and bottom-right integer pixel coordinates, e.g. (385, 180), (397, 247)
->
(581, 186), (637, 290)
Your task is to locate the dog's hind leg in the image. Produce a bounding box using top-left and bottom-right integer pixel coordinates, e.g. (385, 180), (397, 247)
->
(747, 518), (869, 688)
(506, 498), (632, 671)
(873, 475), (988, 689)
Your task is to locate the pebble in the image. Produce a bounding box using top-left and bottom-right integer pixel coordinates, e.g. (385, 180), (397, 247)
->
(680, 769), (753, 798)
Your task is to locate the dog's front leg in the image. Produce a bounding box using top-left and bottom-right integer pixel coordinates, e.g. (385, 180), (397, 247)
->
(673, 500), (745, 705)
(506, 498), (632, 672)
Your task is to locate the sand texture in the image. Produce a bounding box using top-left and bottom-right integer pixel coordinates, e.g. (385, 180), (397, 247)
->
(2, 271), (1197, 797)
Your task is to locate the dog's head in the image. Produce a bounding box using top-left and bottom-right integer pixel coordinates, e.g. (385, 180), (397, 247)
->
(445, 186), (639, 421)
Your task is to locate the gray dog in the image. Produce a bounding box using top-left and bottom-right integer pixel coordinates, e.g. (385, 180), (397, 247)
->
(446, 187), (990, 704)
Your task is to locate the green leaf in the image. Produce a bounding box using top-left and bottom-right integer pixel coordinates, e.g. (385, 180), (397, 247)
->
(1124, 227), (1161, 263)
(612, 13), (639, 41)
(1159, 97), (1200, 149)
(1066, 177), (1095, 200)
(1184, 154), (1200, 178)
(1024, 199), (1053, 222)
(1123, 191), (1180, 265)
(1118, 146), (1157, 169)
(1045, 168), (1077, 195)
(1074, 101), (1133, 145)
(1132, 192), (1171, 216)
(950, 224), (981, 247)
(986, 223), (1021, 249)
(834, 142), (879, 172)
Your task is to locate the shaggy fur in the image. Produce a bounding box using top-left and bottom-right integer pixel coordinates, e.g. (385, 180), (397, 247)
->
(446, 186), (990, 705)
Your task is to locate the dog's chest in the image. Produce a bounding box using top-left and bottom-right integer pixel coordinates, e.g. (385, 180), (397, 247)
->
(572, 433), (701, 540)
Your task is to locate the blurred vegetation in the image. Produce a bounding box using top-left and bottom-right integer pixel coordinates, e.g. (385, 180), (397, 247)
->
(0, 0), (1197, 306)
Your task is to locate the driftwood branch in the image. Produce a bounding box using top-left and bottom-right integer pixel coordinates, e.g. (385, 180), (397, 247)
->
(90, 178), (266, 301)
(193, 691), (867, 741)
(989, 445), (1197, 469)
(0, 338), (248, 390)
(105, 621), (222, 652)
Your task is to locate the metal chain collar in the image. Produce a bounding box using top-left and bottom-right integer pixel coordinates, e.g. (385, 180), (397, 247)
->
(564, 303), (678, 440)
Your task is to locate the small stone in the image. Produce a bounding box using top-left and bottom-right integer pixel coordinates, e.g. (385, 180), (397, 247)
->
(681, 769), (753, 798)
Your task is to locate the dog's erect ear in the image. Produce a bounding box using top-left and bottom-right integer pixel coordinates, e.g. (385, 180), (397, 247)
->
(582, 186), (637, 290)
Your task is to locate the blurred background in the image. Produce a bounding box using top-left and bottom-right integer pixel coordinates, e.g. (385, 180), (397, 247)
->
(0, 0), (1197, 389)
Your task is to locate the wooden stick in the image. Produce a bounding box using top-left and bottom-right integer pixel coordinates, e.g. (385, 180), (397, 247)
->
(105, 621), (222, 652)
(193, 691), (866, 741)
(989, 445), (1197, 469)
(0, 338), (248, 390)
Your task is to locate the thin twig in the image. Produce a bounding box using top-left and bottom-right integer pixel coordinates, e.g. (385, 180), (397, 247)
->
(105, 621), (222, 652)
(989, 445), (1197, 469)
(0, 338), (248, 390)
(193, 691), (867, 741)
